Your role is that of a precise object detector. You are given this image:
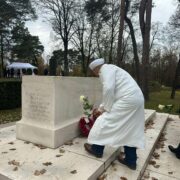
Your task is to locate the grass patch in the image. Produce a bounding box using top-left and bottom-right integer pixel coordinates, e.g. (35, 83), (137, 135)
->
(145, 89), (180, 114)
(0, 108), (21, 125)
(0, 78), (21, 82)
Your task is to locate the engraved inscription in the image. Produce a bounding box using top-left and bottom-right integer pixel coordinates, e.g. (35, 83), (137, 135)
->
(23, 87), (52, 123)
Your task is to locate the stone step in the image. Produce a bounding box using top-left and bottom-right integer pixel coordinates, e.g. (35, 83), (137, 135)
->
(142, 115), (180, 180)
(0, 109), (156, 180)
(99, 113), (169, 180)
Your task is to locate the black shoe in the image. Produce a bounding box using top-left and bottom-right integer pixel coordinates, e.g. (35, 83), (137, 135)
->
(169, 144), (180, 159)
(118, 157), (136, 170)
(168, 145), (177, 153)
(84, 143), (103, 158)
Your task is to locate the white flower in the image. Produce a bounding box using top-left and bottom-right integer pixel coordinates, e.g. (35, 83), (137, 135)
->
(80, 95), (85, 103)
(158, 104), (165, 110)
(166, 104), (173, 107)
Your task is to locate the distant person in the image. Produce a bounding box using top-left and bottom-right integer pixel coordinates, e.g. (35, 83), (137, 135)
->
(169, 143), (180, 159)
(17, 69), (21, 78)
(10, 68), (14, 78)
(7, 69), (10, 78)
(44, 68), (48, 76)
(61, 70), (65, 76)
(33, 68), (38, 75)
(22, 69), (27, 75)
(3, 68), (7, 78)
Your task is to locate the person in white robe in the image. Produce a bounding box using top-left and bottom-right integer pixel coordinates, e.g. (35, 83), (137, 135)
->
(84, 58), (145, 170)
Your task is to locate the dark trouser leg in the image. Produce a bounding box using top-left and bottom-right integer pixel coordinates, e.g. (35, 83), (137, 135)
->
(92, 144), (105, 156)
(176, 143), (180, 158)
(124, 146), (137, 165)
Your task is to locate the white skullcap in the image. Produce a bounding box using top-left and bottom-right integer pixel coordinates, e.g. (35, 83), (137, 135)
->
(89, 58), (105, 70)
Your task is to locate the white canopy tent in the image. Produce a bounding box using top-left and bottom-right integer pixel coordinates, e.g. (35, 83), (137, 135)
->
(7, 62), (37, 70)
(6, 62), (37, 77)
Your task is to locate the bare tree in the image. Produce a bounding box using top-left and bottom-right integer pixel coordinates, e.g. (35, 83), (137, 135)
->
(124, 0), (140, 85)
(71, 2), (87, 76)
(106, 0), (120, 64)
(170, 1), (180, 98)
(171, 55), (180, 99)
(36, 0), (76, 75)
(116, 0), (125, 67)
(139, 0), (152, 100)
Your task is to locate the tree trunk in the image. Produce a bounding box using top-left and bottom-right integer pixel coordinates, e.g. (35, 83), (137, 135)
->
(80, 42), (86, 76)
(171, 55), (180, 99)
(109, 24), (114, 64)
(0, 34), (4, 78)
(64, 41), (69, 76)
(139, 0), (152, 100)
(86, 24), (94, 76)
(124, 0), (140, 85)
(116, 0), (125, 67)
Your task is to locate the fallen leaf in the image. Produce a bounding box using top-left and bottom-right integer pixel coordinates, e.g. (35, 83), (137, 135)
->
(34, 169), (46, 176)
(149, 160), (156, 166)
(120, 177), (128, 180)
(59, 149), (65, 153)
(43, 162), (52, 166)
(2, 152), (8, 154)
(152, 177), (158, 180)
(8, 142), (14, 145)
(161, 150), (166, 153)
(34, 144), (47, 149)
(167, 118), (174, 122)
(40, 169), (46, 174)
(113, 168), (117, 171)
(24, 141), (30, 144)
(13, 167), (18, 171)
(64, 140), (73, 146)
(111, 162), (116, 167)
(153, 152), (160, 159)
(56, 154), (62, 157)
(154, 165), (160, 168)
(143, 172), (150, 179)
(98, 174), (107, 180)
(70, 170), (77, 174)
(8, 160), (20, 166)
(34, 170), (41, 176)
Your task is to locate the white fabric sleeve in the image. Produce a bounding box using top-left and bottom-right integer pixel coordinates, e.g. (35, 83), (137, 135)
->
(98, 103), (105, 112)
(100, 66), (116, 112)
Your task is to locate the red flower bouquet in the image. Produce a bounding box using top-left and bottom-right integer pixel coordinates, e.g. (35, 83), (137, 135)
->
(79, 96), (101, 137)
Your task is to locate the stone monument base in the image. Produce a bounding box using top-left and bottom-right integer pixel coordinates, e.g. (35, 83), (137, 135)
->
(16, 118), (80, 148)
(16, 76), (102, 149)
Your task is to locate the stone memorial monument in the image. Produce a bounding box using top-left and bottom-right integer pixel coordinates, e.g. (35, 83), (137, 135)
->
(16, 76), (102, 148)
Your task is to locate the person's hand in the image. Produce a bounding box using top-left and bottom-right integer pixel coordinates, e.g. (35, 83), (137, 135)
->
(92, 108), (102, 119)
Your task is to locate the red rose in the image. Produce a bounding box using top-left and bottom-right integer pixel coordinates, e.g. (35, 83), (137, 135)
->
(79, 110), (101, 137)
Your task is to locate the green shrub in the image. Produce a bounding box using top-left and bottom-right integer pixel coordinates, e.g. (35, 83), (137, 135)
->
(149, 81), (161, 92)
(0, 79), (21, 110)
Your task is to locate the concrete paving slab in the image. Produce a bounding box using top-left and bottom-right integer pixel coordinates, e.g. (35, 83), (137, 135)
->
(145, 109), (156, 123)
(0, 126), (16, 146)
(100, 113), (168, 180)
(0, 109), (157, 180)
(0, 139), (104, 180)
(142, 169), (180, 180)
(0, 122), (16, 129)
(144, 115), (180, 180)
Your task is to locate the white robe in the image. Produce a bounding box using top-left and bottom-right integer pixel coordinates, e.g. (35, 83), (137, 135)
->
(88, 64), (145, 149)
